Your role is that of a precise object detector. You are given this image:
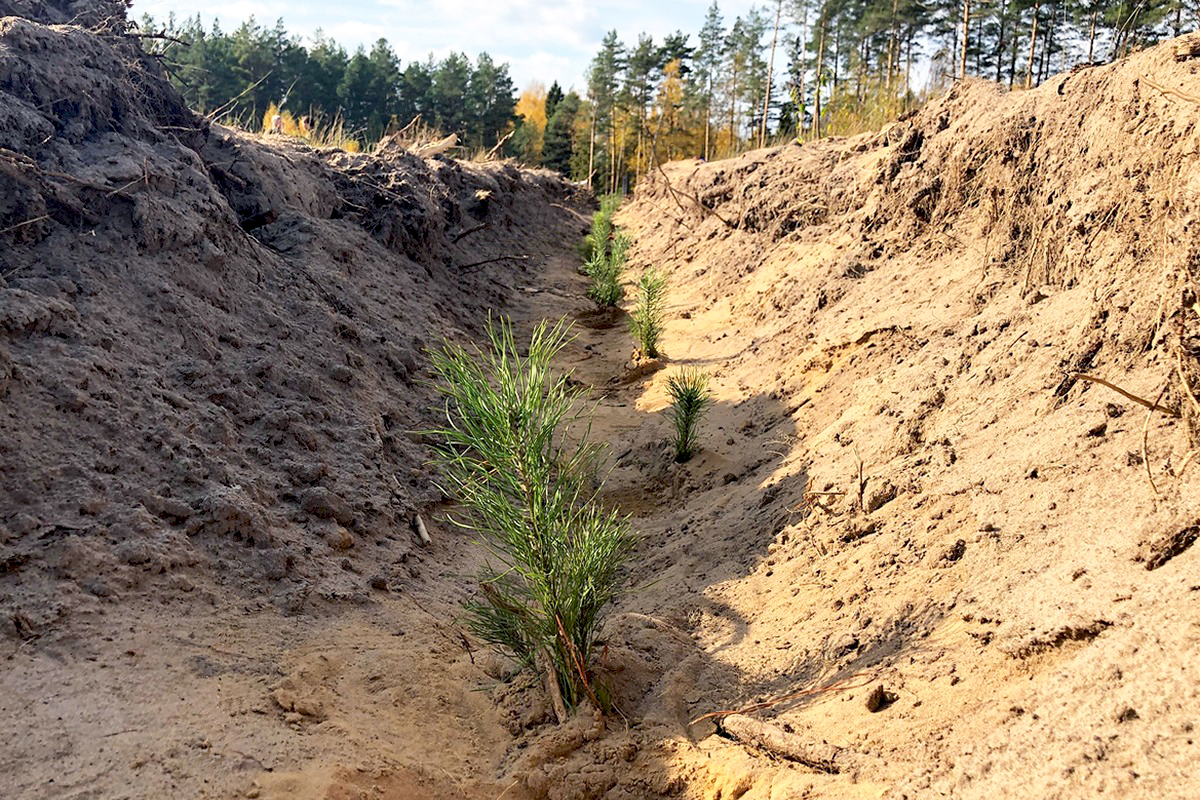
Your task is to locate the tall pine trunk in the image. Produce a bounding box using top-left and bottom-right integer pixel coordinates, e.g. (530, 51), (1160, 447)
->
(1025, 0), (1040, 89)
(815, 21), (826, 139)
(1087, 10), (1096, 63)
(887, 0), (899, 90)
(960, 0), (971, 79)
(761, 0), (783, 148)
(703, 89), (711, 160)
(995, 0), (1008, 83)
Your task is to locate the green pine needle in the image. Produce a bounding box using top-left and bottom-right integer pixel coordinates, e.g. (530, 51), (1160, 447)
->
(425, 316), (635, 711)
(630, 268), (667, 358)
(666, 368), (712, 462)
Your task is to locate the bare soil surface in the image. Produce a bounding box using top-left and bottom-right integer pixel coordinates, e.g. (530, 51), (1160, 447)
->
(2, 6), (1200, 800)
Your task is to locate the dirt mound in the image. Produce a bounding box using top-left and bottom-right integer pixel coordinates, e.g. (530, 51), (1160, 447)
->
(0, 15), (582, 633)
(0, 0), (127, 29)
(603, 33), (1199, 799)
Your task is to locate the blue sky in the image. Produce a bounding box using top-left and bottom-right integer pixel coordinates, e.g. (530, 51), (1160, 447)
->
(131, 0), (766, 93)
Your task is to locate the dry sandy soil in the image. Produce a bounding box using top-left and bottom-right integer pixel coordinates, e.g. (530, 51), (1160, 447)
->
(2, 4), (1199, 800)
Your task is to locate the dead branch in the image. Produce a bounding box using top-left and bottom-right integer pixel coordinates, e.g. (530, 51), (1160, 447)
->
(207, 72), (272, 123)
(452, 222), (489, 243)
(456, 254), (529, 272)
(1143, 384), (1168, 500)
(128, 32), (190, 47)
(653, 160), (735, 228)
(416, 133), (458, 158)
(1175, 346), (1200, 417)
(397, 114), (422, 139)
(536, 648), (568, 724)
(0, 215), (50, 236)
(720, 714), (846, 774)
(548, 202), (587, 220)
(413, 513), (431, 545)
(484, 130), (514, 161)
(1071, 372), (1181, 417)
(1141, 77), (1200, 105)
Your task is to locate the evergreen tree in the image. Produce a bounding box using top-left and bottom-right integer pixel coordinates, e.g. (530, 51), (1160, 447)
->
(543, 91), (581, 175)
(588, 30), (626, 193)
(545, 81), (565, 119)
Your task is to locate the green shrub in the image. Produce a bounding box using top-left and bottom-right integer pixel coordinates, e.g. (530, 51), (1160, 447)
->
(426, 317), (634, 714)
(585, 230), (630, 308)
(630, 268), (667, 359)
(666, 368), (712, 462)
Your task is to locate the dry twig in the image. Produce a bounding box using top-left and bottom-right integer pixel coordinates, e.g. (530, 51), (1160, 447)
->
(456, 254), (529, 272)
(1143, 384), (1169, 499)
(1142, 77), (1200, 105)
(483, 131), (514, 161)
(1071, 372), (1180, 417)
(0, 215), (50, 236)
(452, 222), (489, 243)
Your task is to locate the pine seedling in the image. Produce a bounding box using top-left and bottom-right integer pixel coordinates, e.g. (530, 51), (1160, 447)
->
(630, 268), (667, 359)
(580, 194), (621, 261)
(666, 368), (712, 462)
(426, 316), (635, 714)
(586, 230), (630, 308)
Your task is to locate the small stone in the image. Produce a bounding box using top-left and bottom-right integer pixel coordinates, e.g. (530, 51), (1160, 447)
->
(324, 527), (353, 550)
(865, 480), (898, 513)
(939, 539), (967, 565)
(149, 495), (193, 522)
(82, 578), (114, 598)
(300, 487), (353, 525)
(865, 684), (898, 712)
(368, 575), (387, 591)
(1117, 707), (1139, 723)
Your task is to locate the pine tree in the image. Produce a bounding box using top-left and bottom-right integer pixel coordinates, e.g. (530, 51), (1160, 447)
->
(696, 2), (726, 158)
(543, 91), (581, 175)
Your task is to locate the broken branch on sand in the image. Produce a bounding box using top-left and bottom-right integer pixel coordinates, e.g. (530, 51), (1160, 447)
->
(1071, 372), (1180, 417)
(452, 222), (489, 243)
(719, 714), (847, 774)
(0, 214), (50, 236)
(455, 254), (529, 272)
(484, 131), (514, 161)
(654, 161), (735, 229)
(1141, 77), (1200, 105)
(413, 513), (431, 545)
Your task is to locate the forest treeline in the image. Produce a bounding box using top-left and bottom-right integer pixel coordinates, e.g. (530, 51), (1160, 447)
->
(569, 0), (1192, 192)
(141, 0), (1192, 192)
(140, 15), (516, 148)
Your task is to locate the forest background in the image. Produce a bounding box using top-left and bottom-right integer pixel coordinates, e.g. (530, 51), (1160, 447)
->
(140, 0), (1193, 192)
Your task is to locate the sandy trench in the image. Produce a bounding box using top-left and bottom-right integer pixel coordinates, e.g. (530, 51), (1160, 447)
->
(2, 7), (1200, 800)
